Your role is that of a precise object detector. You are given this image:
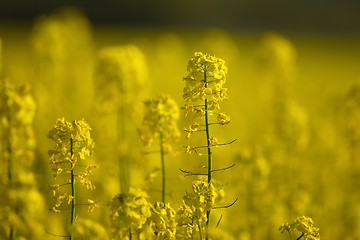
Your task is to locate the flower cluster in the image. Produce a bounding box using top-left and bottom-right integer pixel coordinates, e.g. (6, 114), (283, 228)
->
(183, 52), (228, 111)
(95, 45), (148, 110)
(279, 216), (320, 240)
(0, 81), (37, 167)
(184, 180), (218, 211)
(47, 118), (97, 212)
(146, 202), (177, 239)
(0, 171), (45, 239)
(140, 94), (180, 148)
(176, 180), (219, 239)
(48, 118), (95, 176)
(182, 52), (231, 143)
(110, 188), (152, 239)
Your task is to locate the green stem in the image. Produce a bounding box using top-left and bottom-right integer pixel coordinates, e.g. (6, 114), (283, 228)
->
(160, 132), (166, 203)
(70, 138), (75, 240)
(118, 102), (130, 193)
(203, 64), (212, 240)
(6, 116), (15, 240)
(9, 226), (15, 240)
(296, 232), (305, 240)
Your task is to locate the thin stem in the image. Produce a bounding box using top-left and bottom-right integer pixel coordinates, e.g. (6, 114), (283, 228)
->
(160, 132), (166, 203)
(9, 228), (15, 240)
(213, 198), (239, 209)
(296, 232), (305, 240)
(6, 116), (15, 240)
(179, 168), (208, 176)
(211, 163), (236, 173)
(70, 138), (75, 240)
(44, 229), (69, 238)
(118, 102), (130, 193)
(204, 65), (212, 240)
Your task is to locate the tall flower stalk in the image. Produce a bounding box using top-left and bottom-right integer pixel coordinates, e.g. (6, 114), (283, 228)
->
(95, 45), (149, 194)
(0, 80), (44, 239)
(47, 118), (98, 239)
(139, 94), (180, 203)
(181, 52), (235, 239)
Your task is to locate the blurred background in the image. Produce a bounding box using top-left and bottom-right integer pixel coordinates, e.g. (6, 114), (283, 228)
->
(1, 1), (360, 239)
(1, 0), (360, 34)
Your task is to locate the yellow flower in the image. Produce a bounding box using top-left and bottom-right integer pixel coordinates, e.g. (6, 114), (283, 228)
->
(279, 216), (320, 240)
(217, 113), (230, 125)
(184, 180), (218, 212)
(183, 52), (228, 108)
(146, 202), (177, 239)
(140, 94), (180, 147)
(87, 199), (99, 213)
(110, 188), (151, 237)
(48, 118), (95, 170)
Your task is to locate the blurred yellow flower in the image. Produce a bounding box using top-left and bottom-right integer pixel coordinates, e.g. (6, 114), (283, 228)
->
(140, 94), (180, 148)
(110, 188), (151, 238)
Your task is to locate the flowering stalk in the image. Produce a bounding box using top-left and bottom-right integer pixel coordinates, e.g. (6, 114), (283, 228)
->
(1, 80), (41, 239)
(47, 118), (98, 239)
(139, 94), (180, 203)
(95, 45), (149, 194)
(182, 52), (234, 239)
(203, 65), (213, 226)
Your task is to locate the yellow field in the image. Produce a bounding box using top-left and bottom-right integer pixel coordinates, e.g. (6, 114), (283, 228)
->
(0, 8), (359, 240)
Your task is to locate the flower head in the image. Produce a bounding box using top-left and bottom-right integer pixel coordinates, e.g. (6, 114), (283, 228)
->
(279, 216), (320, 240)
(183, 180), (218, 211)
(183, 52), (228, 109)
(48, 118), (95, 172)
(140, 94), (180, 147)
(110, 188), (151, 238)
(146, 201), (177, 239)
(95, 45), (148, 104)
(47, 118), (97, 213)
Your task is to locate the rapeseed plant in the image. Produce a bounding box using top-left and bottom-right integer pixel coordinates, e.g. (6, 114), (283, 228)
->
(181, 52), (236, 239)
(0, 80), (44, 239)
(139, 94), (180, 202)
(47, 118), (98, 239)
(31, 7), (94, 115)
(176, 179), (220, 239)
(95, 45), (149, 194)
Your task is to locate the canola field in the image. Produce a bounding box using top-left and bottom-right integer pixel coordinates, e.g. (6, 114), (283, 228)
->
(0, 8), (359, 240)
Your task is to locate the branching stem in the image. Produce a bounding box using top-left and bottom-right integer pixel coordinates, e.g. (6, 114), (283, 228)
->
(160, 131), (166, 203)
(70, 138), (75, 240)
